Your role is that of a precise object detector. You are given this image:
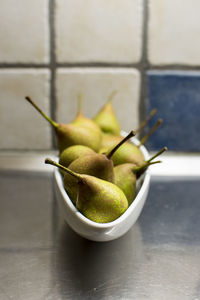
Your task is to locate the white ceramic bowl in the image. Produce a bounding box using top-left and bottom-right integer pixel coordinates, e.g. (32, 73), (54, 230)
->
(54, 134), (150, 242)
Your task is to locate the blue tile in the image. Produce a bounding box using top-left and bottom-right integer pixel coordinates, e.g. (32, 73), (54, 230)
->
(145, 71), (200, 152)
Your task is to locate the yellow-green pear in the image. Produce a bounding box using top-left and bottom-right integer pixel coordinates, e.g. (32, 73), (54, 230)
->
(93, 91), (121, 135)
(114, 147), (167, 205)
(25, 96), (102, 153)
(45, 158), (128, 223)
(72, 94), (102, 140)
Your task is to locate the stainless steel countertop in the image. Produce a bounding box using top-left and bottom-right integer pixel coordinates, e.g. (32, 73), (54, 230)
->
(0, 166), (200, 300)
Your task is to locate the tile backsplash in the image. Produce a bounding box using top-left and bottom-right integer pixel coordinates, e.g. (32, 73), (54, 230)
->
(55, 0), (143, 63)
(0, 0), (200, 152)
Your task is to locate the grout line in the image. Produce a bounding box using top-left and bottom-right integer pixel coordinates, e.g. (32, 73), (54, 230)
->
(49, 0), (57, 149)
(56, 62), (143, 68)
(146, 65), (200, 71)
(138, 0), (150, 133)
(0, 64), (50, 68)
(1, 63), (200, 72)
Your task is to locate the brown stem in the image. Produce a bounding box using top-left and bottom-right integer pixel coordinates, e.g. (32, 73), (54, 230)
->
(106, 130), (136, 159)
(135, 108), (157, 133)
(138, 118), (163, 147)
(106, 90), (118, 104)
(45, 158), (83, 182)
(147, 147), (167, 163)
(25, 96), (58, 128)
(133, 160), (162, 178)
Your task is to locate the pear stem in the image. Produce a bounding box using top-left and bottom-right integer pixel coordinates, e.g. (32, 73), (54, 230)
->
(133, 160), (161, 172)
(106, 130), (136, 159)
(135, 108), (157, 133)
(133, 146), (167, 177)
(45, 158), (83, 182)
(77, 93), (83, 115)
(106, 90), (118, 104)
(133, 160), (162, 177)
(25, 96), (59, 128)
(138, 118), (163, 147)
(147, 147), (167, 163)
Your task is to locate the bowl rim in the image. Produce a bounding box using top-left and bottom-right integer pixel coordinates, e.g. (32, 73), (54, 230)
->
(54, 134), (150, 229)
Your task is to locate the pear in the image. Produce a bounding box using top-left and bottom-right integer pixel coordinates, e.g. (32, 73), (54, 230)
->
(100, 133), (122, 150)
(93, 91), (121, 135)
(72, 93), (102, 136)
(25, 96), (102, 153)
(100, 119), (163, 166)
(114, 147), (167, 205)
(99, 107), (158, 151)
(64, 131), (135, 203)
(45, 158), (128, 223)
(99, 134), (145, 166)
(59, 145), (95, 175)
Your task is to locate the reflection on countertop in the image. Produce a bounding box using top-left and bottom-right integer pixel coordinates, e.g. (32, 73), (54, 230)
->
(0, 169), (200, 300)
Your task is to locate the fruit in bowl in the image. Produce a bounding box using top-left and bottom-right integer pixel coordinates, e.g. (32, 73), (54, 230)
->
(25, 92), (166, 241)
(46, 139), (166, 242)
(49, 135), (152, 241)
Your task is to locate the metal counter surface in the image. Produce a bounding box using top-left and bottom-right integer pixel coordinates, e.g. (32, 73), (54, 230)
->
(0, 170), (199, 300)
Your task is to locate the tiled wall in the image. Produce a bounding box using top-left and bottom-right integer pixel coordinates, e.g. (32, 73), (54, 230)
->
(0, 0), (200, 152)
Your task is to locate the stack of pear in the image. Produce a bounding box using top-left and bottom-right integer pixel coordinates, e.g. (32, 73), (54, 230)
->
(25, 96), (102, 153)
(114, 147), (167, 205)
(60, 131), (135, 203)
(25, 90), (167, 225)
(45, 158), (128, 223)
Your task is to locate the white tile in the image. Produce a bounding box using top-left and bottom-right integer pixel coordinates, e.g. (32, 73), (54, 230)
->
(148, 0), (200, 65)
(0, 69), (52, 150)
(56, 68), (141, 133)
(55, 0), (143, 63)
(0, 0), (49, 63)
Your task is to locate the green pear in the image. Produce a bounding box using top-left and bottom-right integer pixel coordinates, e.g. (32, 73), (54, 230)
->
(114, 163), (138, 205)
(100, 134), (145, 166)
(100, 119), (163, 166)
(45, 158), (128, 223)
(72, 94), (102, 137)
(114, 147), (167, 205)
(93, 91), (121, 135)
(111, 142), (145, 166)
(64, 131), (135, 203)
(59, 145), (95, 175)
(25, 96), (102, 153)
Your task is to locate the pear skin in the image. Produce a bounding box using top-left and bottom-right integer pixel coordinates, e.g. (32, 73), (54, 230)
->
(56, 123), (102, 153)
(64, 153), (114, 203)
(59, 145), (95, 176)
(114, 163), (137, 205)
(76, 175), (128, 223)
(100, 133), (122, 150)
(93, 92), (121, 135)
(72, 94), (103, 140)
(100, 133), (145, 166)
(111, 143), (145, 166)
